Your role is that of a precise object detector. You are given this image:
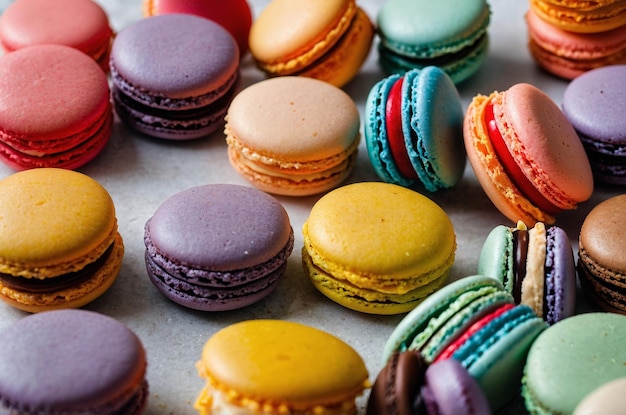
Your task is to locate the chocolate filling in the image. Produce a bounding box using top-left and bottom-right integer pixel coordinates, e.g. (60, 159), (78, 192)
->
(512, 229), (528, 303)
(0, 244), (114, 294)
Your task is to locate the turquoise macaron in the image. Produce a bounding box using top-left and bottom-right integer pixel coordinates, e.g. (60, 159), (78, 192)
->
(383, 275), (547, 410)
(364, 66), (466, 192)
(376, 0), (491, 83)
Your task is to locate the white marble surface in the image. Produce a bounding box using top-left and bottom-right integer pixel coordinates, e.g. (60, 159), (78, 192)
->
(0, 1), (617, 414)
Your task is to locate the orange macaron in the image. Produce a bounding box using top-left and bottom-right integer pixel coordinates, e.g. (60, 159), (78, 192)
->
(249, 0), (374, 87)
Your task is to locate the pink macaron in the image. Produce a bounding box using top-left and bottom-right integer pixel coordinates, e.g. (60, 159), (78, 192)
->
(0, 44), (113, 170)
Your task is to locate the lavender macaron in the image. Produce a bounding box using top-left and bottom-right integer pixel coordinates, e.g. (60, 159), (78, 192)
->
(0, 309), (148, 415)
(562, 65), (626, 185)
(144, 184), (294, 311)
(110, 14), (239, 140)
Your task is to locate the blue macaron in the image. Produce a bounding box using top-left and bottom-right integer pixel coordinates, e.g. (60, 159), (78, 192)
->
(364, 66), (466, 192)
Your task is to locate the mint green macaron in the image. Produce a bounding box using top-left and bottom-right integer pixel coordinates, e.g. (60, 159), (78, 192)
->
(376, 0), (490, 83)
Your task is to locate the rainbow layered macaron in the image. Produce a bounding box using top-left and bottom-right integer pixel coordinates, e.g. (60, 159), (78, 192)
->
(463, 83), (593, 225)
(364, 66), (466, 191)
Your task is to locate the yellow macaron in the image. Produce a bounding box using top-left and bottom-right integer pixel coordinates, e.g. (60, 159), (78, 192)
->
(0, 168), (124, 312)
(302, 182), (456, 315)
(194, 319), (370, 415)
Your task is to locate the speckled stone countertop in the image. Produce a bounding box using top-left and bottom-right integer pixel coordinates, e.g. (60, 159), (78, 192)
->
(0, 1), (614, 414)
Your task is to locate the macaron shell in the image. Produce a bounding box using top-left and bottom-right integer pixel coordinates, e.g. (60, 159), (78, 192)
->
(110, 14), (239, 100)
(196, 320), (369, 408)
(529, 0), (626, 33)
(0, 44), (110, 140)
(249, 0), (357, 74)
(0, 309), (147, 413)
(544, 225), (576, 324)
(478, 225), (515, 292)
(0, 168), (116, 275)
(402, 67), (466, 191)
(522, 313), (626, 414)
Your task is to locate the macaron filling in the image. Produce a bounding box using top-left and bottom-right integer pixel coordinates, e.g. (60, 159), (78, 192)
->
(484, 102), (562, 215)
(386, 77), (418, 179)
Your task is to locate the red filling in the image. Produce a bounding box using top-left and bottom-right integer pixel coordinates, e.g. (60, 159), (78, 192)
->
(434, 303), (515, 362)
(485, 103), (561, 215)
(386, 77), (418, 179)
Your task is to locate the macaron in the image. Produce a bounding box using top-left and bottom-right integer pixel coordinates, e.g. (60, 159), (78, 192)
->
(109, 14), (240, 140)
(366, 351), (491, 415)
(302, 182), (456, 315)
(194, 319), (370, 414)
(0, 0), (114, 70)
(526, 9), (626, 80)
(574, 377), (626, 415)
(529, 0), (626, 33)
(463, 82), (594, 225)
(0, 44), (113, 170)
(143, 0), (252, 56)
(0, 168), (124, 313)
(478, 220), (577, 324)
(376, 0), (491, 83)
(383, 275), (547, 410)
(0, 309), (148, 415)
(144, 184), (294, 311)
(522, 312), (626, 414)
(364, 66), (466, 191)
(249, 0), (374, 87)
(577, 194), (626, 314)
(225, 76), (361, 196)
(562, 65), (626, 184)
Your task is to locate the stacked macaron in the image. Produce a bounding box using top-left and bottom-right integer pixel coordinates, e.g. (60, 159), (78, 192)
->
(109, 14), (240, 140)
(478, 221), (577, 324)
(383, 275), (547, 410)
(526, 0), (626, 79)
(376, 0), (491, 83)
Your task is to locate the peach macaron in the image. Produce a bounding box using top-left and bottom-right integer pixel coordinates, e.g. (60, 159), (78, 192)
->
(225, 76), (361, 196)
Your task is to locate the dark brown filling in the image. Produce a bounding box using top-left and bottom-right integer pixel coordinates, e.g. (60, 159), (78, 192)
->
(0, 244), (114, 294)
(512, 229), (528, 304)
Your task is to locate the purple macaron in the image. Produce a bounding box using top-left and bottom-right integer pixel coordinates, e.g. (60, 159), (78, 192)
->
(0, 309), (148, 415)
(562, 65), (626, 185)
(366, 350), (490, 415)
(144, 184), (294, 311)
(109, 14), (239, 140)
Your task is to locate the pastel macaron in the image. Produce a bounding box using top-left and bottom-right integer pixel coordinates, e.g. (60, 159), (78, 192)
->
(478, 220), (577, 324)
(383, 275), (547, 410)
(529, 0), (626, 33)
(143, 0), (252, 56)
(249, 0), (374, 87)
(562, 65), (626, 184)
(144, 184), (294, 311)
(0, 168), (124, 313)
(0, 0), (114, 70)
(464, 82), (593, 225)
(522, 312), (626, 414)
(376, 0), (491, 83)
(225, 76), (361, 196)
(302, 182), (456, 315)
(574, 377), (626, 415)
(0, 309), (148, 415)
(110, 14), (239, 140)
(526, 9), (626, 80)
(364, 66), (466, 191)
(194, 319), (370, 415)
(577, 194), (626, 314)
(0, 44), (113, 170)
(366, 351), (491, 415)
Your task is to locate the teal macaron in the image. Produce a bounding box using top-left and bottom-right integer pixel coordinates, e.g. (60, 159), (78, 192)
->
(383, 275), (547, 410)
(376, 0), (491, 83)
(364, 66), (466, 192)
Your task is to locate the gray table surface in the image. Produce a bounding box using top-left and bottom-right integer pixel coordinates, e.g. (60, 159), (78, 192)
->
(0, 1), (615, 414)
